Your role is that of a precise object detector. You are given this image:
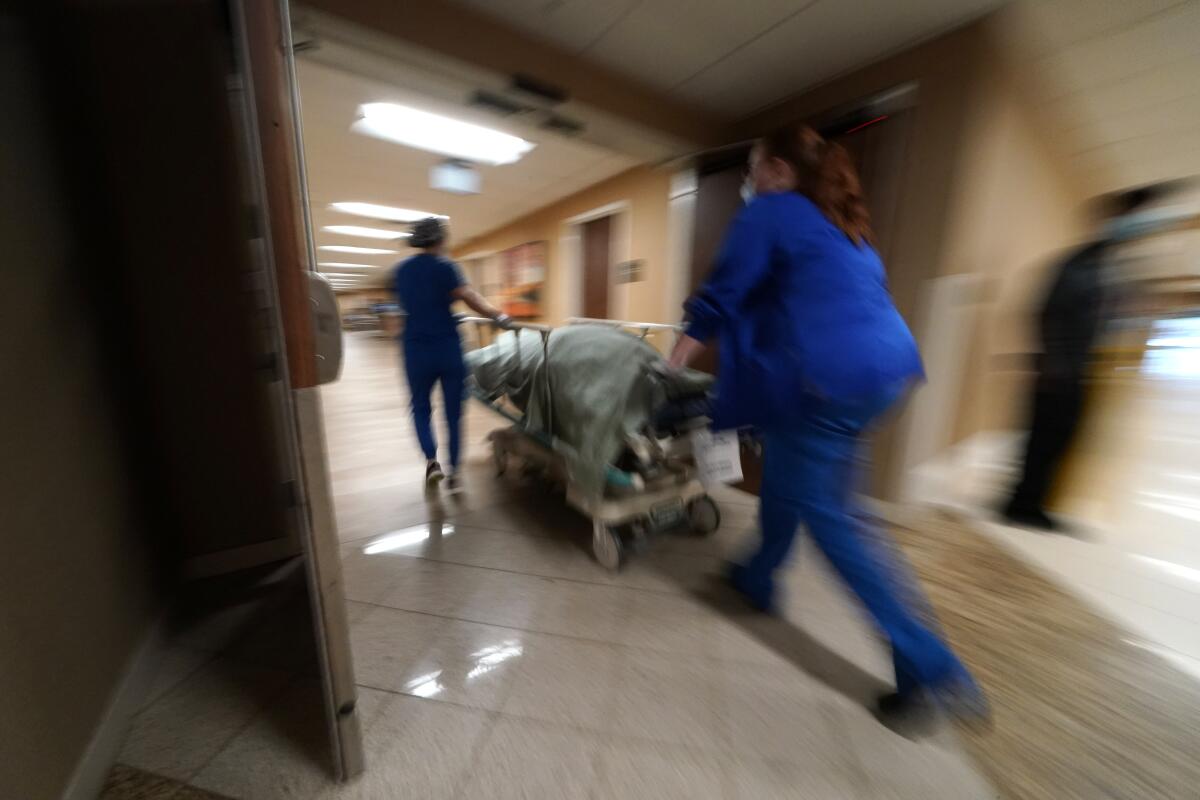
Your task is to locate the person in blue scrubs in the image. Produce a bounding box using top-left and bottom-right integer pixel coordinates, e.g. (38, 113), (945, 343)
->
(394, 217), (509, 492)
(668, 123), (984, 721)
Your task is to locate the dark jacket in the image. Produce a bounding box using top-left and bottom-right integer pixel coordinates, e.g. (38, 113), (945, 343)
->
(1037, 240), (1112, 385)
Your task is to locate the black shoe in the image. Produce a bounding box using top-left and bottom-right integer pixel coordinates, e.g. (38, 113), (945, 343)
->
(875, 691), (936, 734)
(878, 676), (991, 733)
(445, 473), (462, 495)
(426, 461), (445, 488)
(1001, 504), (1057, 530)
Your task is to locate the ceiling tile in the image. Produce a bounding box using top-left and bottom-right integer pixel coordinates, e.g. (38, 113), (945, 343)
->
(455, 0), (642, 53)
(582, 0), (805, 90)
(674, 0), (1001, 116)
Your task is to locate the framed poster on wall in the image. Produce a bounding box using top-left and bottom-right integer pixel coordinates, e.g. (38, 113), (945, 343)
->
(499, 241), (546, 319)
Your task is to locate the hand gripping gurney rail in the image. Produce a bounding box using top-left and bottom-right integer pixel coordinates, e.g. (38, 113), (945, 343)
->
(460, 316), (723, 570)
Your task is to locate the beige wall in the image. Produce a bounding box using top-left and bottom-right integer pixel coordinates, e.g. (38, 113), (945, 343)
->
(732, 20), (991, 492)
(734, 21), (989, 329)
(464, 14), (1089, 479)
(941, 49), (1090, 440)
(454, 165), (675, 328)
(1, 22), (162, 799)
(735, 13), (1089, 458)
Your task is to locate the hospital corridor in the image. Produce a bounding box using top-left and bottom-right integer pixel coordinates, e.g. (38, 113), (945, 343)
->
(6, 1), (1200, 799)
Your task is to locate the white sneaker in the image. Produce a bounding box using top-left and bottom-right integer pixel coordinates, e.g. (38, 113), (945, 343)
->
(426, 461), (445, 487)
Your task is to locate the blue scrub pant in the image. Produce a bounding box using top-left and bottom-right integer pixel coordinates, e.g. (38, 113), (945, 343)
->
(739, 388), (970, 695)
(403, 339), (466, 470)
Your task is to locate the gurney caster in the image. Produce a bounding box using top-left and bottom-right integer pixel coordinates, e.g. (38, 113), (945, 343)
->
(592, 521), (624, 571)
(688, 495), (721, 536)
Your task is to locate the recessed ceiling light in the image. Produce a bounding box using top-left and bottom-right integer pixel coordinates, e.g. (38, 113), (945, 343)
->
(317, 262), (379, 269)
(318, 245), (399, 255)
(323, 225), (410, 240)
(353, 102), (535, 166)
(330, 202), (446, 222)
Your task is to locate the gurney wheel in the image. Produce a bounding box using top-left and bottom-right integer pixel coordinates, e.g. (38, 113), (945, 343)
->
(688, 495), (721, 536)
(592, 521), (623, 571)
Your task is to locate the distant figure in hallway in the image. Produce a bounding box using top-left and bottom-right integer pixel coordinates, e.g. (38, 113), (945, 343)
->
(393, 217), (510, 492)
(1002, 185), (1173, 530)
(668, 123), (984, 723)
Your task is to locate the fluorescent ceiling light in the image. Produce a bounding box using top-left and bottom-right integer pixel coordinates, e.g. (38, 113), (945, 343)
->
(317, 262), (378, 269)
(353, 102), (535, 165)
(318, 245), (398, 255)
(320, 273), (368, 278)
(331, 202), (446, 222)
(323, 225), (409, 240)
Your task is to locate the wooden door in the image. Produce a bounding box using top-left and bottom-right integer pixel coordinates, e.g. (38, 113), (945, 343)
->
(235, 0), (363, 780)
(582, 215), (612, 318)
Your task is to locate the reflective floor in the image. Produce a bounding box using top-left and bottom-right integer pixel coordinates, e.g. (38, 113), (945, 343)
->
(309, 333), (993, 799)
(916, 316), (1200, 677)
(110, 329), (1200, 798)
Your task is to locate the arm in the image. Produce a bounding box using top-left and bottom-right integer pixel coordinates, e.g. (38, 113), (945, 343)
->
(444, 258), (511, 325)
(451, 285), (507, 322)
(669, 202), (774, 368)
(667, 333), (706, 369)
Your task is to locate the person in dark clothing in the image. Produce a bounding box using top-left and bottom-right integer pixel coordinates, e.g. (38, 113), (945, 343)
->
(1002, 186), (1170, 529)
(393, 217), (510, 493)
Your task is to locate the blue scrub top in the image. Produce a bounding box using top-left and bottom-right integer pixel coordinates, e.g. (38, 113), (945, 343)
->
(685, 192), (923, 430)
(393, 253), (466, 345)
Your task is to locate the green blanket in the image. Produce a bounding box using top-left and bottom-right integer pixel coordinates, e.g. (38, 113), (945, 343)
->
(465, 325), (712, 498)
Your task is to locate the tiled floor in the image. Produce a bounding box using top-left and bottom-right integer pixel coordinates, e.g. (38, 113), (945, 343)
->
(317, 333), (993, 798)
(116, 332), (994, 799)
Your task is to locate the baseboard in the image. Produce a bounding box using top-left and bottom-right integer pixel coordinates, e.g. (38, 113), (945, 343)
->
(62, 609), (171, 800)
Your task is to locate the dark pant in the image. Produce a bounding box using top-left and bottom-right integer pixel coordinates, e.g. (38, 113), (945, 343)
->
(403, 339), (466, 470)
(741, 388), (971, 693)
(1006, 380), (1085, 515)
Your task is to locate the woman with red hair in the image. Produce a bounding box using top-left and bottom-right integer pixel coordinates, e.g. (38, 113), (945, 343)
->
(669, 123), (983, 721)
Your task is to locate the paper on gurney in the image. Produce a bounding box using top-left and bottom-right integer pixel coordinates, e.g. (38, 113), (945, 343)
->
(691, 429), (742, 486)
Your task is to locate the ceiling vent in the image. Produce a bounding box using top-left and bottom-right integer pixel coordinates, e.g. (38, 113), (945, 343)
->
(467, 89), (530, 117)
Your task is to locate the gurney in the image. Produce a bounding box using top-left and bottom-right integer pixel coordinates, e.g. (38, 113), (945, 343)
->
(461, 317), (723, 570)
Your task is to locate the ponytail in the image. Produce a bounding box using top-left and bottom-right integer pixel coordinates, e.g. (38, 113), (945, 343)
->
(761, 123), (875, 247)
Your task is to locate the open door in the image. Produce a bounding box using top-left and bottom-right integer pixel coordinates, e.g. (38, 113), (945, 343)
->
(229, 0), (363, 781)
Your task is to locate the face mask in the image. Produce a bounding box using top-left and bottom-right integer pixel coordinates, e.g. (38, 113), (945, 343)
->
(739, 177), (755, 205)
(1105, 209), (1169, 242)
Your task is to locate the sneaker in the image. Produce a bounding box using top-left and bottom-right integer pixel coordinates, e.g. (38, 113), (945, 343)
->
(446, 473), (463, 495)
(426, 460), (445, 487)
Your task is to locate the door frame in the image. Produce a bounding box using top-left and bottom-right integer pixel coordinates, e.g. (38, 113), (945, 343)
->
(233, 0), (363, 782)
(561, 201), (631, 321)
